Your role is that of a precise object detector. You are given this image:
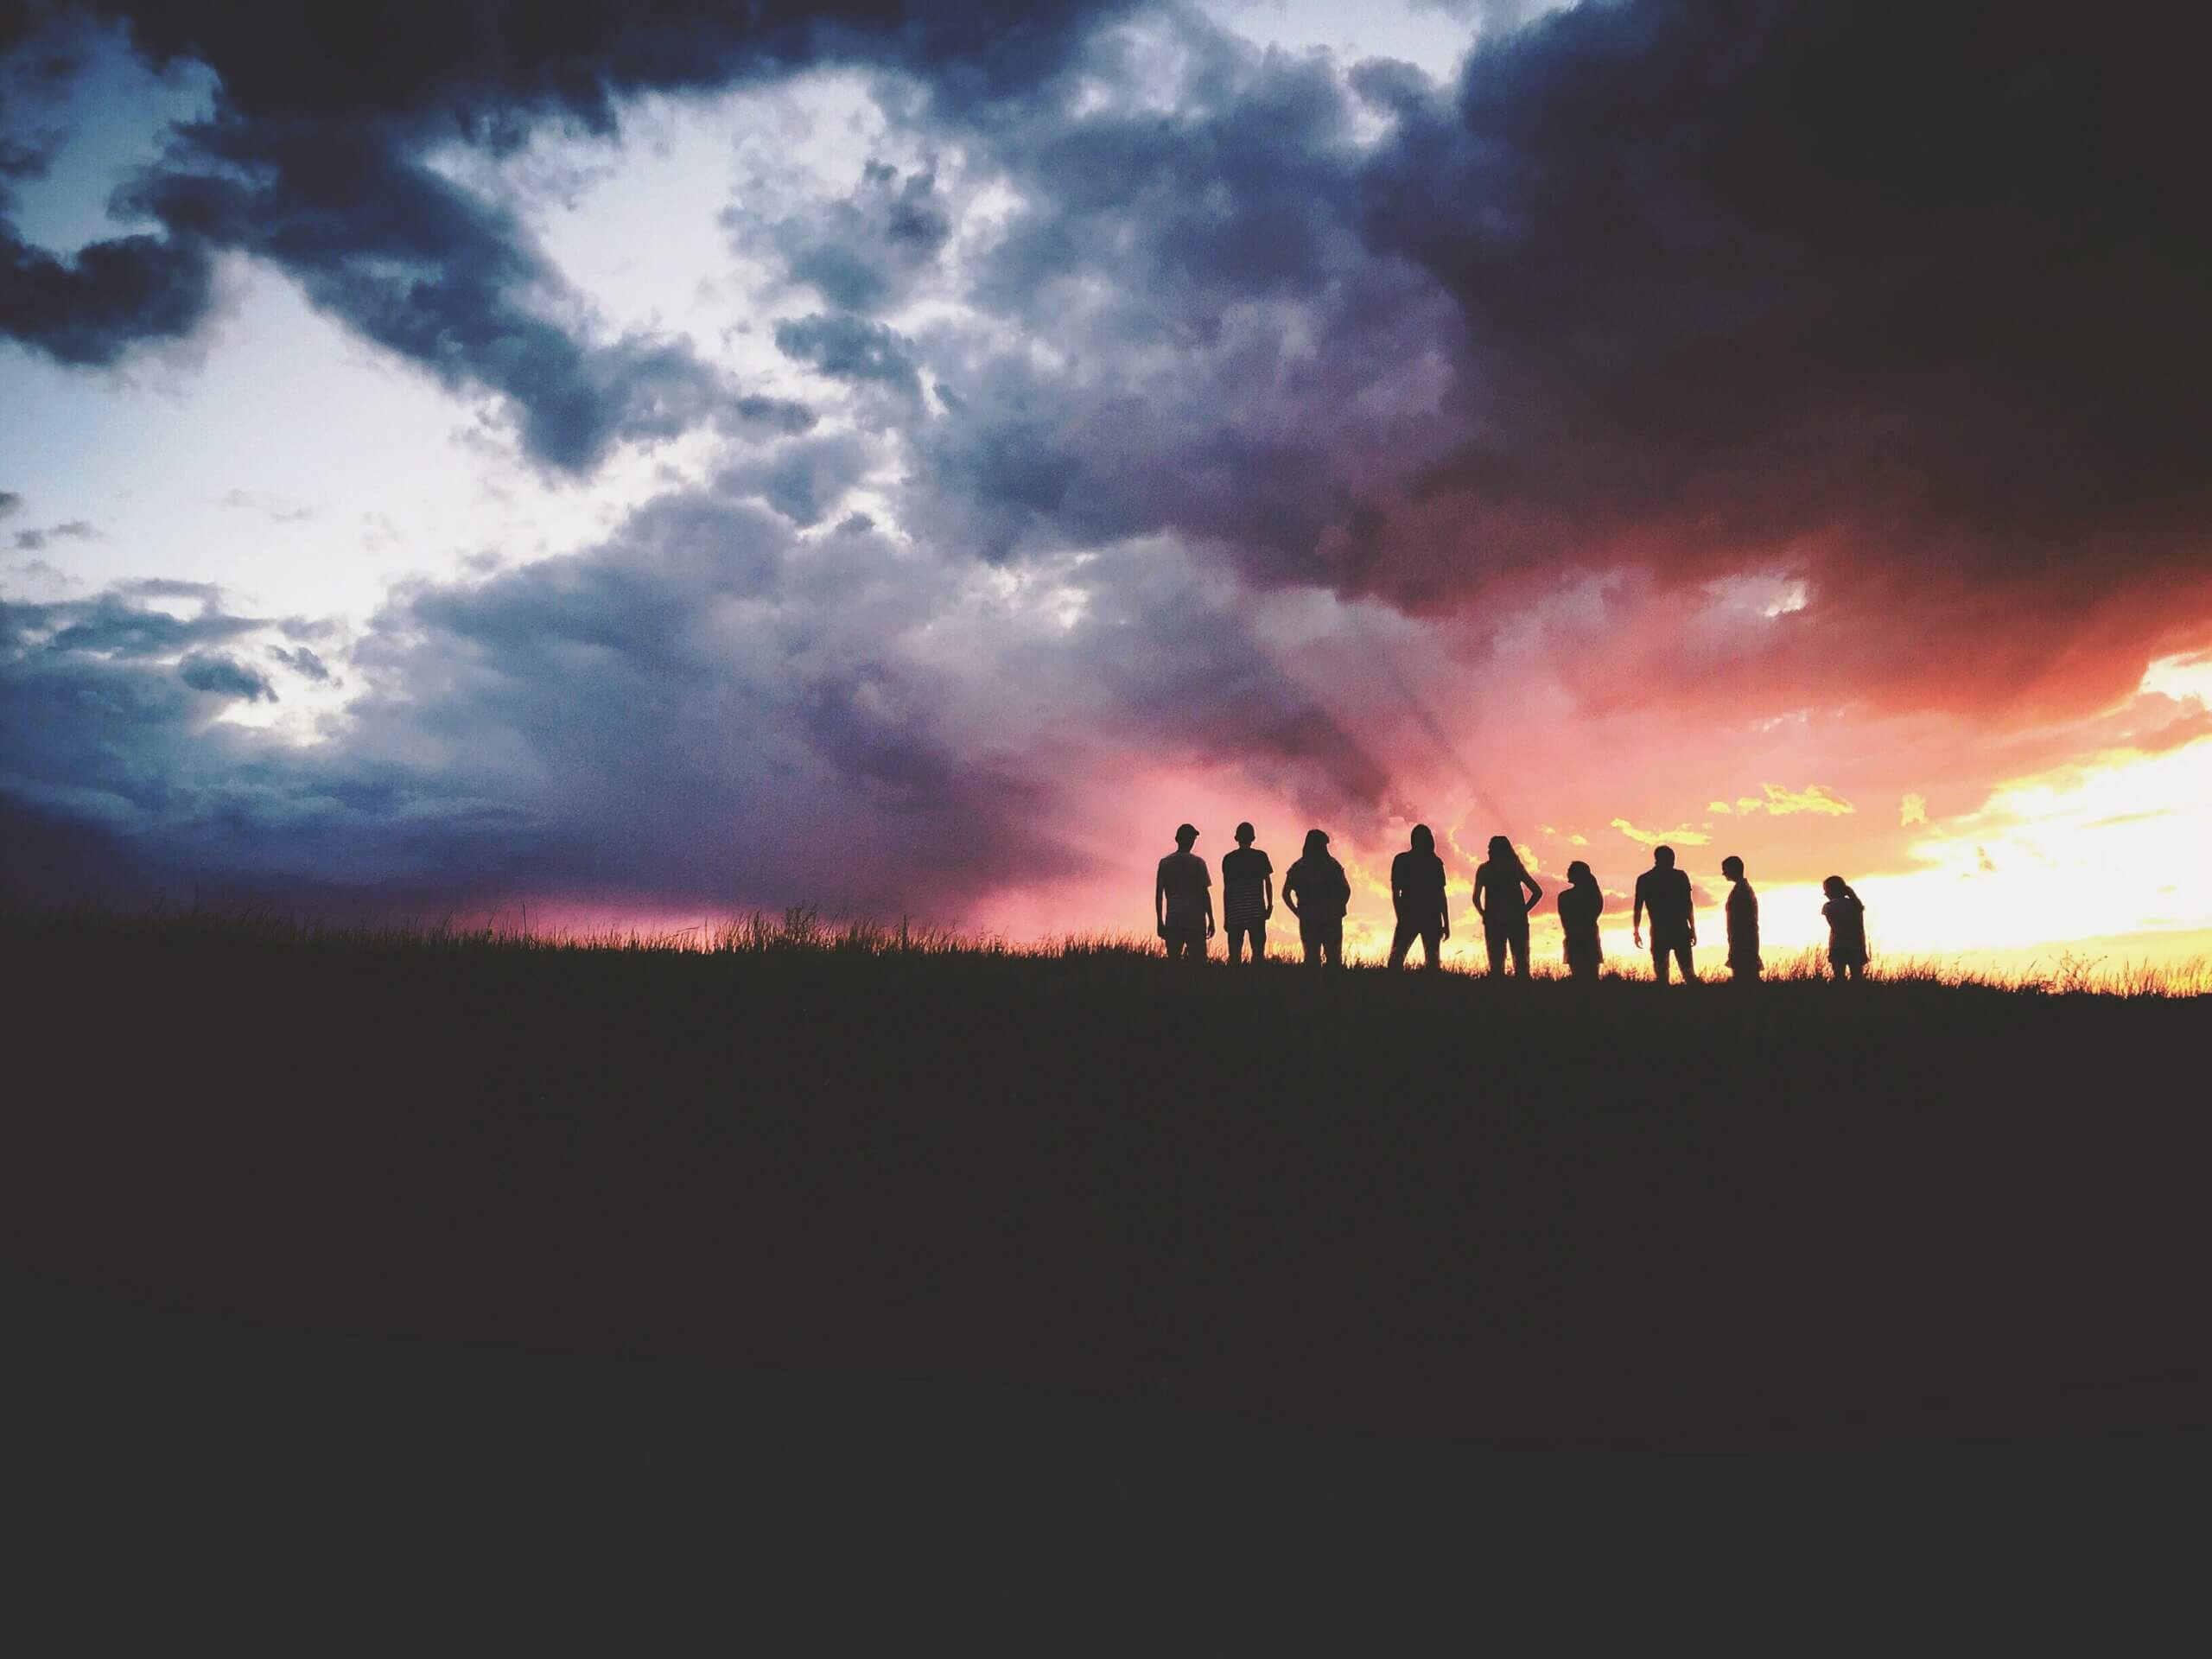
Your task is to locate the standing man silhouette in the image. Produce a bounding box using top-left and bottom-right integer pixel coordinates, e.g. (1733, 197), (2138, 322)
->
(1558, 860), (1605, 982)
(1632, 844), (1699, 984)
(1389, 824), (1450, 969)
(1472, 835), (1543, 977)
(1155, 823), (1213, 963)
(1721, 855), (1761, 983)
(1282, 829), (1351, 969)
(1220, 822), (1274, 964)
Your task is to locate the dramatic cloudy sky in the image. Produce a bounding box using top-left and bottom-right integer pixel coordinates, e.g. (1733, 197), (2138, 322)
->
(5, 0), (2209, 969)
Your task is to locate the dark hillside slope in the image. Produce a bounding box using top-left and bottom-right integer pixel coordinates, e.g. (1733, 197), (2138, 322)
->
(5, 916), (2208, 1452)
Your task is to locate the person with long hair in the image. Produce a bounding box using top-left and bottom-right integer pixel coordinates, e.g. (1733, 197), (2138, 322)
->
(1721, 855), (1761, 983)
(1472, 834), (1543, 977)
(1822, 875), (1868, 982)
(1388, 824), (1450, 969)
(1557, 861), (1604, 982)
(1282, 829), (1351, 969)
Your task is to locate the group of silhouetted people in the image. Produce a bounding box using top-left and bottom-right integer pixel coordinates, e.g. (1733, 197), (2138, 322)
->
(1157, 823), (1871, 982)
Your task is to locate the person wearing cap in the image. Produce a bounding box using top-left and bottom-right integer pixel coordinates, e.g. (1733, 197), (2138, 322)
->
(1281, 829), (1351, 969)
(1220, 822), (1274, 964)
(1154, 823), (1214, 963)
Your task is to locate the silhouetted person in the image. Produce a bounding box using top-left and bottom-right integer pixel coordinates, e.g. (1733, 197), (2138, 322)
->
(1822, 875), (1868, 983)
(1282, 829), (1350, 969)
(1632, 844), (1699, 984)
(1472, 834), (1542, 977)
(1558, 860), (1604, 982)
(1221, 821), (1274, 964)
(1722, 855), (1761, 983)
(1389, 824), (1449, 969)
(1154, 823), (1213, 963)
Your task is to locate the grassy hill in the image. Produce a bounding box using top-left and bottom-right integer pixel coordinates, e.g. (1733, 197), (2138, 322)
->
(8, 906), (2208, 1459)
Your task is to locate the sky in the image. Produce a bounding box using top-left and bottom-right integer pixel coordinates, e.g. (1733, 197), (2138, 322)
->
(3, 0), (2209, 974)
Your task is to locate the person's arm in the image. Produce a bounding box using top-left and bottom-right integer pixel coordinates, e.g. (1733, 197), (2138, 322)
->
(1154, 869), (1167, 936)
(1632, 876), (1645, 947)
(1204, 888), (1216, 938)
(1262, 873), (1274, 919)
(1685, 879), (1697, 946)
(1439, 868), (1451, 939)
(1471, 867), (1487, 922)
(1523, 873), (1543, 911)
(1283, 870), (1301, 917)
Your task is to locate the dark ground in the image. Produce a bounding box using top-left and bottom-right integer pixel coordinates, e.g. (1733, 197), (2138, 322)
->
(7, 914), (2209, 1602)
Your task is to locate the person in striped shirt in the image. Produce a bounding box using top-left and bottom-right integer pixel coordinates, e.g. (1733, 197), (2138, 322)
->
(1154, 823), (1213, 963)
(1220, 822), (1274, 963)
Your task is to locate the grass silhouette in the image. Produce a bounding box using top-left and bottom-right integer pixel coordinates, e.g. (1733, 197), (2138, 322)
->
(7, 905), (2209, 1466)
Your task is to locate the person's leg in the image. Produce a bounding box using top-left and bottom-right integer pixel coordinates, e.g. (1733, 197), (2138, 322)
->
(1388, 918), (1415, 968)
(1509, 923), (1529, 977)
(1249, 918), (1267, 962)
(1322, 922), (1343, 968)
(1484, 926), (1507, 976)
(1421, 925), (1442, 968)
(1677, 944), (1699, 983)
(1651, 942), (1670, 985)
(1303, 928), (1321, 967)
(1226, 923), (1247, 964)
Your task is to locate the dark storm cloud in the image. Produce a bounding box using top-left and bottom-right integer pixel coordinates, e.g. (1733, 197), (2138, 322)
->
(1, 480), (1390, 914)
(886, 16), (1465, 574)
(3, 0), (1119, 466)
(122, 123), (735, 471)
(742, 158), (954, 314)
(0, 220), (214, 364)
(716, 432), (876, 528)
(1344, 0), (2212, 703)
(178, 649), (274, 701)
(774, 314), (923, 402)
(35, 585), (260, 656)
(0, 491), (20, 515)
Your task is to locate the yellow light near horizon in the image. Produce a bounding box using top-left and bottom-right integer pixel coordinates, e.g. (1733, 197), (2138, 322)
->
(1836, 731), (2212, 969)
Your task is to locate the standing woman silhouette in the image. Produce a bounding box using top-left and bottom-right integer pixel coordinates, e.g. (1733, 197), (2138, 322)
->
(1282, 829), (1351, 969)
(1557, 861), (1604, 982)
(1388, 825), (1450, 969)
(1822, 876), (1868, 982)
(1472, 836), (1543, 977)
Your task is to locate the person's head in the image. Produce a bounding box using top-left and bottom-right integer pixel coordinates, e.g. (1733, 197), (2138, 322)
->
(1174, 823), (1198, 850)
(1721, 855), (1745, 880)
(1235, 822), (1255, 846)
(1567, 860), (1594, 887)
(1409, 823), (1434, 854)
(1303, 828), (1331, 858)
(1823, 874), (1848, 899)
(1653, 845), (1675, 868)
(1487, 834), (1515, 862)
